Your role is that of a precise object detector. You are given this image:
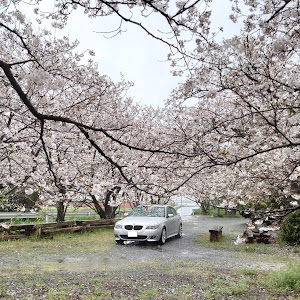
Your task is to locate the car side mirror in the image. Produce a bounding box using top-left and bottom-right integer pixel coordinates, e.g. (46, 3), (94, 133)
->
(123, 212), (129, 217)
(168, 213), (174, 218)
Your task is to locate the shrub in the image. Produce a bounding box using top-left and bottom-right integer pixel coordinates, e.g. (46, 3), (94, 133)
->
(280, 209), (300, 245)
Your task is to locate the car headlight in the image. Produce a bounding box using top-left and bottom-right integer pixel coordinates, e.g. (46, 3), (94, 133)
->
(146, 224), (160, 230)
(114, 224), (122, 229)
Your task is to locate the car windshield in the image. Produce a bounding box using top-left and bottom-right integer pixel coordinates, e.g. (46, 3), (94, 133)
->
(129, 206), (165, 217)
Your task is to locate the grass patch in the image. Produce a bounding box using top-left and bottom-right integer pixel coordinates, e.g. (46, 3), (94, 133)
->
(211, 276), (252, 296)
(0, 287), (9, 299)
(195, 233), (297, 257)
(0, 255), (299, 299)
(193, 207), (215, 216)
(140, 287), (159, 299)
(91, 285), (112, 298)
(46, 288), (70, 300)
(0, 228), (116, 279)
(0, 228), (115, 257)
(239, 267), (259, 276)
(263, 261), (300, 292)
(293, 247), (300, 254)
(193, 207), (241, 217)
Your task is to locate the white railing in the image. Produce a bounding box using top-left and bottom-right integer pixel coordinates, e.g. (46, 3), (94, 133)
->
(0, 211), (98, 222)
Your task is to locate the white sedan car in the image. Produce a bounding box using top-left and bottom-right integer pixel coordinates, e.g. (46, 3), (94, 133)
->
(114, 205), (182, 245)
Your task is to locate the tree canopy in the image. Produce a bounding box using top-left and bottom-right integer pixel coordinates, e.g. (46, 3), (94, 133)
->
(0, 0), (299, 213)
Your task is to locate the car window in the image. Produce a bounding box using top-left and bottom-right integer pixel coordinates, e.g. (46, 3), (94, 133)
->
(129, 206), (165, 217)
(171, 207), (177, 216)
(129, 206), (148, 216)
(150, 207), (165, 217)
(167, 207), (177, 216)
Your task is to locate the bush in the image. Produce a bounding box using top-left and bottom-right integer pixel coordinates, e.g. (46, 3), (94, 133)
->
(280, 209), (300, 245)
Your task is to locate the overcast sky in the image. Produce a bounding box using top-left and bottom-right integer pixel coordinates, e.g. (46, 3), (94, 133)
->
(23, 1), (241, 107)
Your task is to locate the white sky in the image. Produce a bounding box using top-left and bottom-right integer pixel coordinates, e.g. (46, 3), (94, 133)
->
(67, 12), (179, 107)
(22, 0), (241, 107)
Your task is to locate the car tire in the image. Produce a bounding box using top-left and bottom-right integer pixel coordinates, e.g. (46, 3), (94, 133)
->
(158, 227), (167, 245)
(176, 224), (182, 238)
(116, 240), (123, 245)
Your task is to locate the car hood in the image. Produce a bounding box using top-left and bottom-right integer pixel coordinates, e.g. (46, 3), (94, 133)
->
(116, 216), (166, 226)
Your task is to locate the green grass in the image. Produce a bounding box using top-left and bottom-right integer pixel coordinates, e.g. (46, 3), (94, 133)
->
(46, 288), (70, 300)
(239, 267), (259, 276)
(193, 207), (215, 215)
(0, 228), (115, 257)
(0, 287), (8, 299)
(263, 261), (300, 292)
(140, 287), (159, 299)
(193, 207), (241, 217)
(195, 233), (299, 258)
(211, 276), (252, 296)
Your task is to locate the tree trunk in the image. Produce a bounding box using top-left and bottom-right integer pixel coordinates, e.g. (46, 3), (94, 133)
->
(89, 186), (121, 219)
(90, 194), (106, 219)
(56, 201), (66, 222)
(200, 200), (210, 214)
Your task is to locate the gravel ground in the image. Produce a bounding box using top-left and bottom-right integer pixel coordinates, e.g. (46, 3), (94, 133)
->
(106, 215), (252, 267)
(0, 215), (299, 299)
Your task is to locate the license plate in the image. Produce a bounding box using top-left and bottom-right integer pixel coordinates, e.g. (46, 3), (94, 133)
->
(128, 231), (138, 237)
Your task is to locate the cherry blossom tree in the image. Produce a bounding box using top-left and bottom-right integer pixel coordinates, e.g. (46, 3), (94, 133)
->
(1, 0), (299, 219)
(0, 11), (139, 216)
(1, 1), (207, 210)
(0, 11), (186, 218)
(166, 0), (300, 212)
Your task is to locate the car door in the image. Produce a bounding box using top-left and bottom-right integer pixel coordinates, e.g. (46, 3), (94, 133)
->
(171, 207), (181, 235)
(166, 206), (178, 236)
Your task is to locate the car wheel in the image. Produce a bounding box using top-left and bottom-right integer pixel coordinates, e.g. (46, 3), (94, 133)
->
(158, 227), (167, 245)
(176, 224), (182, 238)
(116, 240), (123, 245)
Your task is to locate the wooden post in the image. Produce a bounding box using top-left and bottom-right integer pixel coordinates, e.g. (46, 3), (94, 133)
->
(209, 226), (223, 242)
(24, 225), (34, 236)
(36, 226), (42, 238)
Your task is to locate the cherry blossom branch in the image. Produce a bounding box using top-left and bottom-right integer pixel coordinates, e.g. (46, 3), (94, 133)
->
(232, 89), (294, 144)
(76, 125), (171, 197)
(0, 59), (200, 158)
(266, 0), (293, 23)
(168, 142), (300, 193)
(0, 22), (43, 69)
(39, 120), (65, 193)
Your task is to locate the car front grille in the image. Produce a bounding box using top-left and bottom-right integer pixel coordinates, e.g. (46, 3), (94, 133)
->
(120, 235), (147, 240)
(125, 225), (143, 230)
